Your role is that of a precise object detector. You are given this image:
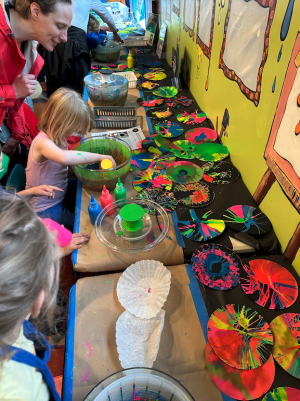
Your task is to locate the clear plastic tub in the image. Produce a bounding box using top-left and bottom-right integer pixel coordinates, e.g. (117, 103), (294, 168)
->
(84, 73), (128, 106)
(94, 40), (121, 62)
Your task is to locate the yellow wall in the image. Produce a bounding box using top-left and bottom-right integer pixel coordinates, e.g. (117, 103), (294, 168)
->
(160, 0), (300, 274)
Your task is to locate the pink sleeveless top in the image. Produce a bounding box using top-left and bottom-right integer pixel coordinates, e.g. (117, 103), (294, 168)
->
(26, 132), (68, 212)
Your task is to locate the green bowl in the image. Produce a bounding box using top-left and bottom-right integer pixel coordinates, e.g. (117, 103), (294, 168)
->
(71, 136), (132, 191)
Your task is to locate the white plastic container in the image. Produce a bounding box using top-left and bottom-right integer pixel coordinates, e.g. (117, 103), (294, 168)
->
(124, 37), (148, 47)
(114, 71), (137, 89)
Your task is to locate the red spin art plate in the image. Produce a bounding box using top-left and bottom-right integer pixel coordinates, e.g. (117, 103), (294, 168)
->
(205, 342), (275, 400)
(241, 259), (298, 310)
(207, 304), (273, 370)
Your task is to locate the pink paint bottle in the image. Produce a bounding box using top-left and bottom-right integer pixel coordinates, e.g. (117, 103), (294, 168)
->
(100, 185), (114, 215)
(42, 218), (73, 247)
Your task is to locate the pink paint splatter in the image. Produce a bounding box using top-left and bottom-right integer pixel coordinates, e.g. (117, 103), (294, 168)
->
(81, 368), (89, 382)
(148, 288), (151, 293)
(85, 340), (92, 357)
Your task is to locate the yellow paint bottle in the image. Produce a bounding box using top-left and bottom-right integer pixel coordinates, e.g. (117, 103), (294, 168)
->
(127, 50), (133, 69)
(100, 159), (114, 170)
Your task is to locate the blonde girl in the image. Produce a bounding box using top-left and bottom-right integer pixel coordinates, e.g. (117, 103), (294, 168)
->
(26, 87), (115, 231)
(0, 194), (61, 400)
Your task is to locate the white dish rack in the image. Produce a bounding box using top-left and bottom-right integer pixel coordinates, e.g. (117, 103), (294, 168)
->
(114, 71), (137, 89)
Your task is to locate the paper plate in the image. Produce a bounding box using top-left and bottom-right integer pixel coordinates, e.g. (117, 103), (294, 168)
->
(143, 72), (167, 81)
(136, 188), (178, 214)
(223, 205), (272, 235)
(191, 244), (241, 290)
(165, 96), (194, 108)
(202, 161), (240, 184)
(207, 304), (273, 369)
(130, 149), (156, 171)
(153, 86), (178, 98)
(150, 153), (176, 170)
(140, 134), (170, 154)
(137, 96), (164, 107)
(169, 140), (196, 159)
(137, 81), (160, 91)
(142, 61), (163, 67)
(117, 260), (171, 319)
(185, 127), (217, 144)
(153, 122), (184, 138)
(241, 259), (298, 309)
(178, 210), (224, 242)
(173, 182), (215, 207)
(144, 68), (165, 73)
(193, 143), (229, 162)
(116, 309), (165, 368)
(137, 48), (152, 54)
(165, 161), (204, 184)
(133, 170), (173, 192)
(177, 110), (206, 124)
(205, 342), (275, 400)
(263, 387), (300, 401)
(270, 313), (300, 379)
(146, 107), (173, 120)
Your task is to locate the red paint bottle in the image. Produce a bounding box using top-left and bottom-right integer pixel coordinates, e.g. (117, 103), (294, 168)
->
(100, 185), (114, 215)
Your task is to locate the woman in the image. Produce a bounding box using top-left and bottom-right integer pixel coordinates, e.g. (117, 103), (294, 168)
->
(43, 0), (122, 97)
(0, 0), (73, 168)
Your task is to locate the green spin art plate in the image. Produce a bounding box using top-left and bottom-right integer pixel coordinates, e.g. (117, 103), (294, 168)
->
(169, 140), (196, 159)
(193, 143), (229, 162)
(143, 72), (167, 81)
(166, 161), (204, 184)
(153, 86), (178, 98)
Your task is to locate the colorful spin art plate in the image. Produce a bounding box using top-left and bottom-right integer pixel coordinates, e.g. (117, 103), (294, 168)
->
(207, 304), (273, 370)
(142, 61), (163, 67)
(136, 188), (178, 214)
(177, 110), (206, 124)
(193, 143), (229, 162)
(153, 122), (184, 138)
(166, 161), (203, 184)
(173, 182), (215, 208)
(191, 244), (241, 290)
(140, 134), (170, 154)
(137, 81), (160, 91)
(202, 161), (240, 184)
(150, 153), (176, 170)
(153, 86), (178, 98)
(130, 150), (155, 171)
(263, 387), (300, 401)
(270, 313), (300, 379)
(223, 205), (272, 235)
(241, 259), (298, 310)
(137, 96), (164, 107)
(144, 68), (165, 73)
(178, 210), (225, 242)
(205, 342), (275, 400)
(169, 140), (196, 159)
(165, 96), (194, 108)
(185, 127), (218, 144)
(133, 170), (173, 192)
(143, 72), (167, 81)
(146, 107), (173, 120)
(137, 48), (152, 54)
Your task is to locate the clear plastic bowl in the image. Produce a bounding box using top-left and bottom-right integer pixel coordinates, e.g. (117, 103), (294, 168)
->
(94, 40), (121, 62)
(84, 73), (128, 106)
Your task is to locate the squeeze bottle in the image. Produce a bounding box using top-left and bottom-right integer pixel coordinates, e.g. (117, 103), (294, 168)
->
(114, 178), (126, 203)
(88, 194), (101, 225)
(42, 218), (73, 247)
(100, 159), (114, 170)
(100, 185), (114, 215)
(127, 50), (133, 69)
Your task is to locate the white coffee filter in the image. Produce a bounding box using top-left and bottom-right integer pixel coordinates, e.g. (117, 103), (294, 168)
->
(116, 309), (165, 369)
(117, 260), (171, 319)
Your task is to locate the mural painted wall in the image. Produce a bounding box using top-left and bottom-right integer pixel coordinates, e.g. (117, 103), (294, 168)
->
(159, 0), (300, 274)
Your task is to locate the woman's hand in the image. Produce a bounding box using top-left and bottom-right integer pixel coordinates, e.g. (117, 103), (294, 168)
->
(62, 233), (90, 256)
(1, 138), (20, 157)
(30, 185), (63, 198)
(12, 73), (37, 99)
(98, 155), (117, 169)
(113, 30), (122, 43)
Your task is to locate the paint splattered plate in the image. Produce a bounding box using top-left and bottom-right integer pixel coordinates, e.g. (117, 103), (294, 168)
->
(143, 72), (167, 81)
(140, 134), (170, 154)
(144, 68), (165, 73)
(166, 161), (203, 184)
(173, 182), (215, 208)
(137, 81), (160, 91)
(241, 259), (298, 310)
(146, 107), (173, 120)
(207, 304), (274, 369)
(153, 122), (184, 138)
(202, 161), (240, 184)
(223, 205), (271, 235)
(142, 61), (163, 67)
(169, 140), (196, 159)
(177, 110), (207, 124)
(130, 149), (155, 171)
(178, 210), (225, 242)
(133, 170), (173, 192)
(193, 143), (229, 162)
(263, 388), (300, 401)
(137, 48), (152, 54)
(153, 86), (178, 98)
(150, 153), (176, 170)
(206, 342), (275, 400)
(270, 313), (300, 379)
(192, 244), (241, 290)
(185, 127), (218, 144)
(136, 188), (178, 214)
(137, 96), (165, 107)
(165, 96), (194, 108)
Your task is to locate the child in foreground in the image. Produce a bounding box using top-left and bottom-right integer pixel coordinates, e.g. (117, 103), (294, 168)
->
(0, 195), (61, 400)
(26, 88), (116, 232)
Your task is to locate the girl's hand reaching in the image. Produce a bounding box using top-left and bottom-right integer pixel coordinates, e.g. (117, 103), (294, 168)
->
(62, 233), (90, 256)
(31, 185), (63, 199)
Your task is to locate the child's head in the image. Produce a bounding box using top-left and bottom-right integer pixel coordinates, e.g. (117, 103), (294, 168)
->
(87, 13), (100, 34)
(38, 88), (95, 147)
(0, 196), (60, 342)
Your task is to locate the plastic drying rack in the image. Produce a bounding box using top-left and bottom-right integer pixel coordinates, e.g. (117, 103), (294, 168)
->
(114, 71), (137, 89)
(94, 106), (142, 129)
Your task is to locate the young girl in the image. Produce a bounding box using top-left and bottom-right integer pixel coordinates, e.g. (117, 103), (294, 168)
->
(26, 87), (116, 232)
(0, 194), (61, 400)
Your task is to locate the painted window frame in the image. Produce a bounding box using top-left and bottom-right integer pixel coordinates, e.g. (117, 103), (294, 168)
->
(172, 0), (180, 17)
(183, 0), (196, 40)
(196, 0), (216, 59)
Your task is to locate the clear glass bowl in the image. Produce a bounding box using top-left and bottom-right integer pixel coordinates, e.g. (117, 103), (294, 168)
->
(84, 73), (128, 106)
(94, 40), (121, 62)
(71, 136), (132, 191)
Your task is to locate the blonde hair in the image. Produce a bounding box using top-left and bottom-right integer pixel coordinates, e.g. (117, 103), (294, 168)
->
(0, 194), (60, 348)
(87, 13), (100, 33)
(38, 88), (95, 147)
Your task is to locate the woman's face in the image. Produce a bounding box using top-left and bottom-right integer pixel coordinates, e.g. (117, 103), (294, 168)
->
(34, 2), (73, 51)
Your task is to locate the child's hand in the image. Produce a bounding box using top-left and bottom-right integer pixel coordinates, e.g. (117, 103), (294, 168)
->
(98, 155), (117, 170)
(31, 185), (63, 199)
(62, 233), (90, 256)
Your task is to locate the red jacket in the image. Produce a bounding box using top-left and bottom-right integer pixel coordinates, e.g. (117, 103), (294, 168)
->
(0, 2), (44, 147)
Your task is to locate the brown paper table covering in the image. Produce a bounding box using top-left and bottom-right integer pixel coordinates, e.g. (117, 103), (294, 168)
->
(67, 264), (222, 401)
